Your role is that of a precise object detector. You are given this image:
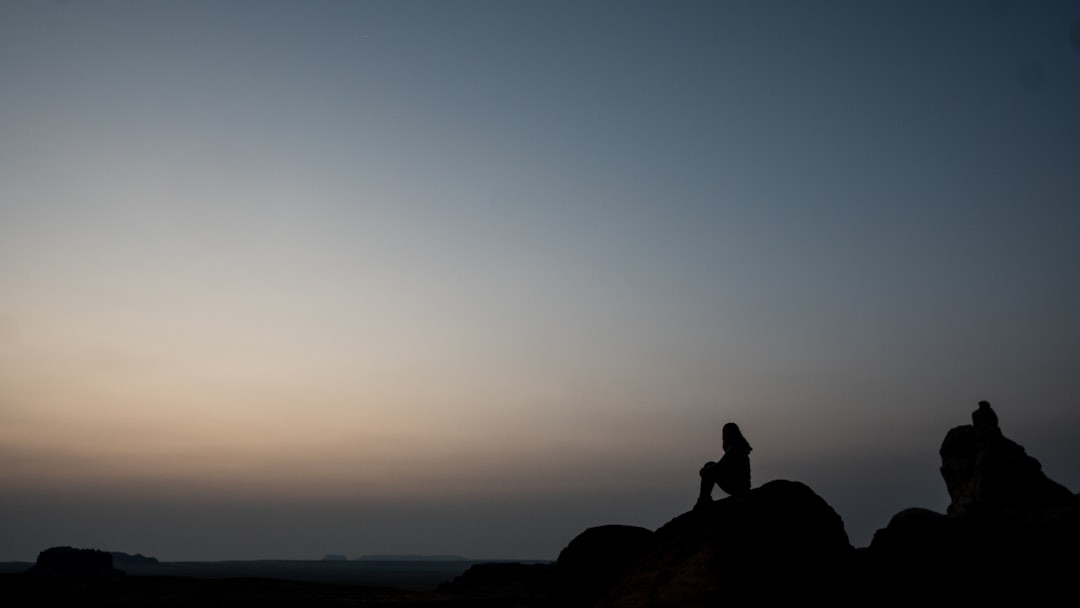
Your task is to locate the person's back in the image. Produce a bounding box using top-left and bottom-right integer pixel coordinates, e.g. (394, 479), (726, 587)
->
(715, 442), (751, 496)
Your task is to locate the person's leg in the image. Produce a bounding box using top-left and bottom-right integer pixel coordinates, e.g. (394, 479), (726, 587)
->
(697, 462), (716, 504)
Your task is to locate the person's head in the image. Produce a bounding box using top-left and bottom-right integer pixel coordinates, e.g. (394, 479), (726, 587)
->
(722, 422), (751, 453)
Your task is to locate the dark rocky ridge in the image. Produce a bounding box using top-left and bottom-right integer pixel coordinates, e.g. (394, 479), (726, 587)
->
(446, 401), (1078, 606)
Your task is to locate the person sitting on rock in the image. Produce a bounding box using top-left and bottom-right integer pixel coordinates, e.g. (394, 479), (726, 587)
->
(697, 422), (752, 506)
(972, 400), (1001, 442)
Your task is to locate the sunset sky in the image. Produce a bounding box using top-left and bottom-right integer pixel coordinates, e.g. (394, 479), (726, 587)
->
(2, 1), (1079, 561)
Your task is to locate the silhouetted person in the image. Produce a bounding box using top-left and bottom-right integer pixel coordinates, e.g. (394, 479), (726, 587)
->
(697, 422), (752, 506)
(973, 400), (1001, 442)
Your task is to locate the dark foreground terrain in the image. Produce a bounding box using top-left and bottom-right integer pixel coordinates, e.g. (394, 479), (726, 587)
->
(0, 559), (547, 607)
(1, 574), (528, 607)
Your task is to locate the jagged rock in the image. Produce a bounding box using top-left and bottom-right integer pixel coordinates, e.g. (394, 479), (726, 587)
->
(869, 402), (1080, 600)
(593, 480), (853, 607)
(940, 401), (1074, 514)
(27, 546), (122, 577)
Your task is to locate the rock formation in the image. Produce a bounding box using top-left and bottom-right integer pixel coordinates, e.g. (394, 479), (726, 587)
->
(603, 480), (853, 606)
(524, 401), (1078, 606)
(939, 401), (1074, 514)
(869, 401), (1080, 601)
(27, 547), (122, 577)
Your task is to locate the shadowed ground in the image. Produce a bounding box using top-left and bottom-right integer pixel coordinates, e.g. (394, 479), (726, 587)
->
(1, 559), (547, 607)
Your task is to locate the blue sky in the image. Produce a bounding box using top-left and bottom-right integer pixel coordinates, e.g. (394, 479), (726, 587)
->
(2, 1), (1079, 560)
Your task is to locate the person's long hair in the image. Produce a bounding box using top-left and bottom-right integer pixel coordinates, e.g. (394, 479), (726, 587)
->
(722, 422), (752, 453)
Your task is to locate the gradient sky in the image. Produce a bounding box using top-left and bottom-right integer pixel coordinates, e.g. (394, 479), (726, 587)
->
(2, 1), (1079, 561)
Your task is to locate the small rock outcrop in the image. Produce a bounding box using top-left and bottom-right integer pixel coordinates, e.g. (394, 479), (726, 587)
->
(27, 547), (122, 577)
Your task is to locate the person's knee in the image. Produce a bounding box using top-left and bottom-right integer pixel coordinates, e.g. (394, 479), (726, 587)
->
(699, 461), (716, 478)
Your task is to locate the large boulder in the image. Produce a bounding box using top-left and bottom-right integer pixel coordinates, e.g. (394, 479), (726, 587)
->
(542, 524), (655, 608)
(595, 480), (853, 607)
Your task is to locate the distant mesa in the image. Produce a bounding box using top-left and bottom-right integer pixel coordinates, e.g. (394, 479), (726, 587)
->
(110, 551), (159, 566)
(28, 547), (123, 577)
(356, 554), (467, 562)
(322, 554), (348, 561)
